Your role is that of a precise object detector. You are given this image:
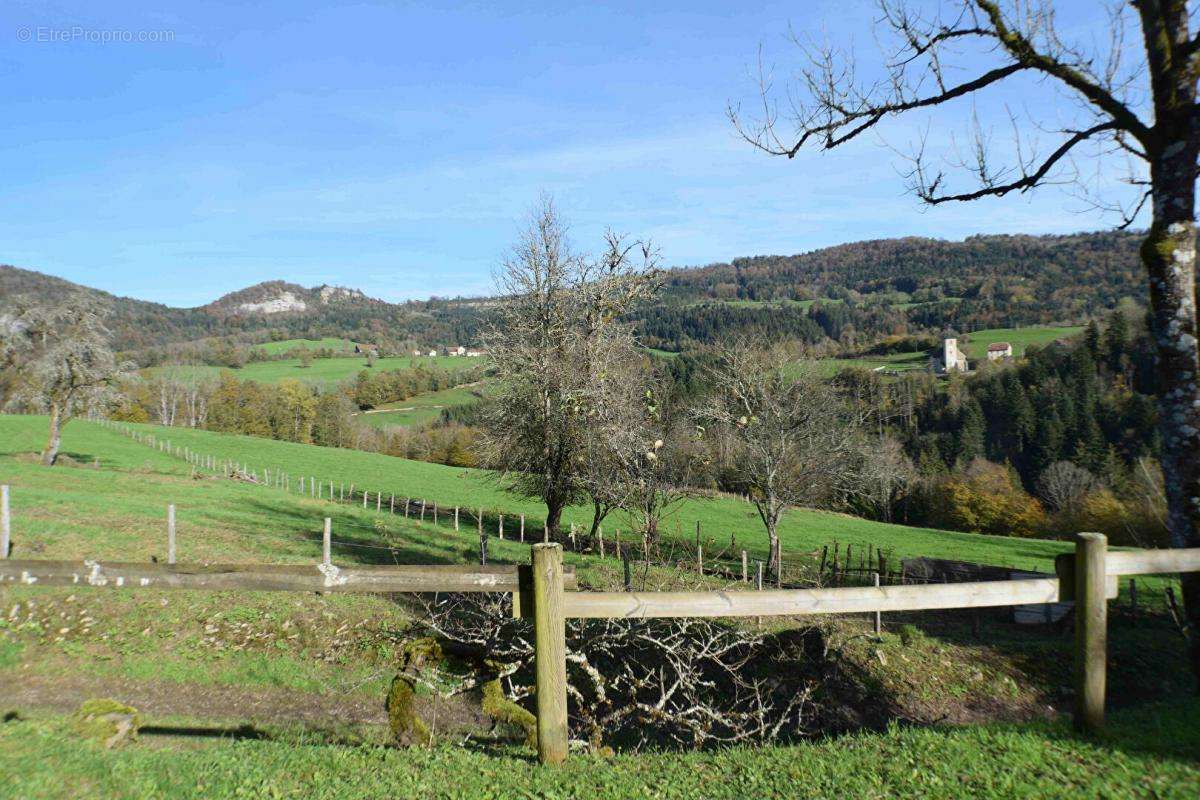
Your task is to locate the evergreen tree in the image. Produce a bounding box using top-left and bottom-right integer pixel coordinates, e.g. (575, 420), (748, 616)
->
(1103, 309), (1129, 373)
(954, 398), (986, 466)
(1084, 319), (1101, 361)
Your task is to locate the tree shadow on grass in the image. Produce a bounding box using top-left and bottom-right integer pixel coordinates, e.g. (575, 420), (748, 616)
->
(140, 723), (269, 741)
(880, 603), (1193, 721)
(239, 496), (493, 568)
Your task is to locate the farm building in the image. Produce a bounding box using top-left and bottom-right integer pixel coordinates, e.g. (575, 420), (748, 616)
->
(987, 342), (1013, 361)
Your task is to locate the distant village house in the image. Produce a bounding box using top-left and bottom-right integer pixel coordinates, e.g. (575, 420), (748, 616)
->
(986, 342), (1013, 361)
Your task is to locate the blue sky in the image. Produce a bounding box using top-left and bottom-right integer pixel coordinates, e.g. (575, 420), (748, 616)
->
(0, 1), (1140, 306)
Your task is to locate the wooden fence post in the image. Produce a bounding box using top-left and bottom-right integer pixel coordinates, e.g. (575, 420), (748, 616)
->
(454, 507), (460, 531)
(520, 515), (525, 542)
(872, 572), (881, 634)
(1072, 532), (1108, 732)
(0, 485), (9, 560)
(499, 514), (504, 540)
(531, 543), (568, 765)
(742, 550), (748, 583)
(323, 518), (332, 565)
(167, 504), (177, 565)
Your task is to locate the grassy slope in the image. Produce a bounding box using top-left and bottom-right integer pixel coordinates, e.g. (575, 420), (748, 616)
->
(0, 415), (640, 717)
(145, 354), (479, 387)
(812, 351), (932, 376)
(960, 326), (1085, 360)
(9, 416), (1084, 574)
(1, 415), (1195, 797)
(812, 326), (1086, 377)
(354, 383), (490, 429)
(256, 337), (355, 354)
(4, 700), (1195, 800)
(2, 700), (1197, 799)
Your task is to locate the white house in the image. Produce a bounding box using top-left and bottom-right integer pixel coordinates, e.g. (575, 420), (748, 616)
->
(987, 342), (1013, 361)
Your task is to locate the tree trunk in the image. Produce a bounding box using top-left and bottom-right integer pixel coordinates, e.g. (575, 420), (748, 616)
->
(1142, 136), (1200, 685)
(587, 499), (606, 541)
(545, 500), (564, 544)
(42, 402), (64, 466)
(767, 526), (781, 579)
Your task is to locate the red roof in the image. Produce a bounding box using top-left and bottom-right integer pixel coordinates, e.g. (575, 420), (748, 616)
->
(987, 342), (1011, 352)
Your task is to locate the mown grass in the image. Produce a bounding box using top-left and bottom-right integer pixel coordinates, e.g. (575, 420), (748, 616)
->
(14, 416), (1083, 573)
(254, 337), (356, 355)
(145, 354), (480, 387)
(811, 351), (933, 377)
(958, 326), (1085, 360)
(354, 383), (490, 429)
(0, 414), (1195, 798)
(1, 699), (1197, 799)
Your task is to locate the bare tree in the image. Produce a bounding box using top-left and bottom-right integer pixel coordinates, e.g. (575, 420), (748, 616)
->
(478, 198), (660, 540)
(731, 0), (1200, 681)
(602, 375), (703, 544)
(1038, 460), (1101, 512)
(1, 297), (129, 465)
(705, 345), (865, 576)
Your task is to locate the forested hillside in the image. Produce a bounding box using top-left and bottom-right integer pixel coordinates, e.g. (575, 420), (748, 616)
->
(2, 230), (1144, 360)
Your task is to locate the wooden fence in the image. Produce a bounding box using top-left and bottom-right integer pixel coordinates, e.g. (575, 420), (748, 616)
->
(0, 483), (1197, 764)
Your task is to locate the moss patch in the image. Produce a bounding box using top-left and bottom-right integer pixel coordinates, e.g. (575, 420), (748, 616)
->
(481, 677), (536, 748)
(72, 698), (140, 748)
(386, 676), (432, 747)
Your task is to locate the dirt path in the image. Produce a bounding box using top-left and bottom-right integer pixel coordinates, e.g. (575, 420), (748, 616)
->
(0, 671), (388, 727)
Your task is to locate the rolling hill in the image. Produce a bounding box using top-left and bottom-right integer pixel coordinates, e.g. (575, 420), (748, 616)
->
(1, 229), (1146, 358)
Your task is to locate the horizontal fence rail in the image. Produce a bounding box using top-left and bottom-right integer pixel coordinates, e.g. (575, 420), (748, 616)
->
(0, 559), (576, 593)
(561, 577), (1119, 620)
(1104, 548), (1200, 576)
(2, 479), (1199, 768)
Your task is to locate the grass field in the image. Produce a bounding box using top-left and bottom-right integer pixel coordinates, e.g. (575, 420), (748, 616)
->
(147, 354), (483, 388)
(2, 699), (1197, 799)
(811, 351), (932, 377)
(254, 337), (356, 355)
(23, 417), (1084, 573)
(809, 325), (1089, 378)
(0, 414), (1194, 797)
(959, 326), (1085, 360)
(354, 383), (490, 429)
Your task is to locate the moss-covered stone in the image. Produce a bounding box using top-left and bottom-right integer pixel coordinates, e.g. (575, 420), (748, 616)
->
(71, 698), (140, 748)
(481, 677), (536, 749)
